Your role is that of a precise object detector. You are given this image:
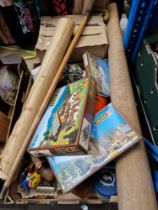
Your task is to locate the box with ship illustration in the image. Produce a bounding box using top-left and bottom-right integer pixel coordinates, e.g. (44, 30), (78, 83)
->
(28, 77), (96, 156)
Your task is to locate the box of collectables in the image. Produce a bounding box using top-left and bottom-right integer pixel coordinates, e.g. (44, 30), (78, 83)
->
(28, 77), (96, 156)
(0, 55), (32, 142)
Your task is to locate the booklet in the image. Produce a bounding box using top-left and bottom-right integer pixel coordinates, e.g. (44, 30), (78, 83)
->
(48, 104), (141, 193)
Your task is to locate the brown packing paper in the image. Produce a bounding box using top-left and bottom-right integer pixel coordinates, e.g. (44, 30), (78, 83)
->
(107, 3), (157, 210)
(0, 18), (75, 178)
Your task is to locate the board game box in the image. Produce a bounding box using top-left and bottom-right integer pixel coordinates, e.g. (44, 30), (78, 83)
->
(83, 52), (110, 96)
(28, 77), (96, 156)
(47, 104), (141, 193)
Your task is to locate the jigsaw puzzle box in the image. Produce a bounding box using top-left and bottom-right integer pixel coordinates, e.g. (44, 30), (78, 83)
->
(28, 77), (96, 156)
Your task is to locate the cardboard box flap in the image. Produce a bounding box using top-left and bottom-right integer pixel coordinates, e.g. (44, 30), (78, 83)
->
(0, 55), (22, 65)
(41, 15), (104, 27)
(39, 26), (55, 37)
(65, 15), (104, 26)
(74, 25), (106, 36)
(40, 16), (52, 26)
(37, 25), (108, 51)
(37, 15), (108, 60)
(40, 25), (106, 37)
(36, 35), (46, 51)
(77, 26), (108, 47)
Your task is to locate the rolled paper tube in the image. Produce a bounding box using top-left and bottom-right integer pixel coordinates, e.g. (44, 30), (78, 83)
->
(0, 17), (75, 178)
(107, 3), (157, 210)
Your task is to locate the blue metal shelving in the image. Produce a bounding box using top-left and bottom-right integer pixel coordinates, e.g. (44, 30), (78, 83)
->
(124, 0), (158, 63)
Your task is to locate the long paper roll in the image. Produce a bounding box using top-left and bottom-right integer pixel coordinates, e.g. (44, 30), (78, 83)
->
(0, 17), (75, 178)
(107, 3), (157, 210)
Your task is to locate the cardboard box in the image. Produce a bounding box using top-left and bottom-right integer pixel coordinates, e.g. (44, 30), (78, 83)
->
(36, 15), (108, 62)
(28, 77), (96, 156)
(0, 55), (32, 142)
(0, 111), (10, 142)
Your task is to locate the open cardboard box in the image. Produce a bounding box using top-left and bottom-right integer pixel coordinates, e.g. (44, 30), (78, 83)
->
(0, 55), (32, 143)
(7, 171), (117, 205)
(4, 60), (117, 205)
(0, 8), (118, 208)
(36, 15), (108, 62)
(0, 3), (151, 210)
